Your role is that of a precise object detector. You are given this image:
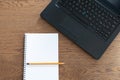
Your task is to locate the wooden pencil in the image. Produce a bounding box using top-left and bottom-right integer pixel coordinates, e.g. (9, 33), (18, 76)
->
(27, 62), (64, 65)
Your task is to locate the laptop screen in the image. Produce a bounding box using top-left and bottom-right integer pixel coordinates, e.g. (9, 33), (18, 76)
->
(107, 0), (120, 9)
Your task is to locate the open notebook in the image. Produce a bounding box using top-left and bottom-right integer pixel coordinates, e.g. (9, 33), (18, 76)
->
(23, 33), (58, 80)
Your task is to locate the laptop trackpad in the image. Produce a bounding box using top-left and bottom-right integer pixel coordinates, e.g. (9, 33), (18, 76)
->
(59, 16), (88, 39)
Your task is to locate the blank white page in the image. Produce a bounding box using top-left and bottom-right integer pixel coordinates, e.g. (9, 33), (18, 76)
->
(23, 33), (58, 80)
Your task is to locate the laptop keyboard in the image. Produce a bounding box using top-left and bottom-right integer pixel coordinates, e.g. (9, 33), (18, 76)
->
(57, 0), (120, 40)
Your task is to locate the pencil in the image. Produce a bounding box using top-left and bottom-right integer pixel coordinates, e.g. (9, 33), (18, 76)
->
(27, 62), (64, 65)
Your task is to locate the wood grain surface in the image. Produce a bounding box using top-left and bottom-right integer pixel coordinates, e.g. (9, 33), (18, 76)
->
(0, 0), (120, 80)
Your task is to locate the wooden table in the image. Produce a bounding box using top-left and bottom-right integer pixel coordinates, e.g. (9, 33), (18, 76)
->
(0, 0), (120, 80)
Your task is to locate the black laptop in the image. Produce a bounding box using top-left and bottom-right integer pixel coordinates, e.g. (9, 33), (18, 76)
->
(41, 0), (120, 59)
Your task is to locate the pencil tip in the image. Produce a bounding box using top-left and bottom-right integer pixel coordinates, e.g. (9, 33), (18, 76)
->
(27, 63), (29, 65)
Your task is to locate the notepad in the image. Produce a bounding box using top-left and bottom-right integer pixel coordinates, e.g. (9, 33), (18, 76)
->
(23, 33), (58, 80)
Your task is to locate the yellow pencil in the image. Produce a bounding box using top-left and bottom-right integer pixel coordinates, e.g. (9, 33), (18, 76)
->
(27, 62), (64, 65)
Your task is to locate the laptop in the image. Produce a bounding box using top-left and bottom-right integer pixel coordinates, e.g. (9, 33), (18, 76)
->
(41, 0), (120, 59)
